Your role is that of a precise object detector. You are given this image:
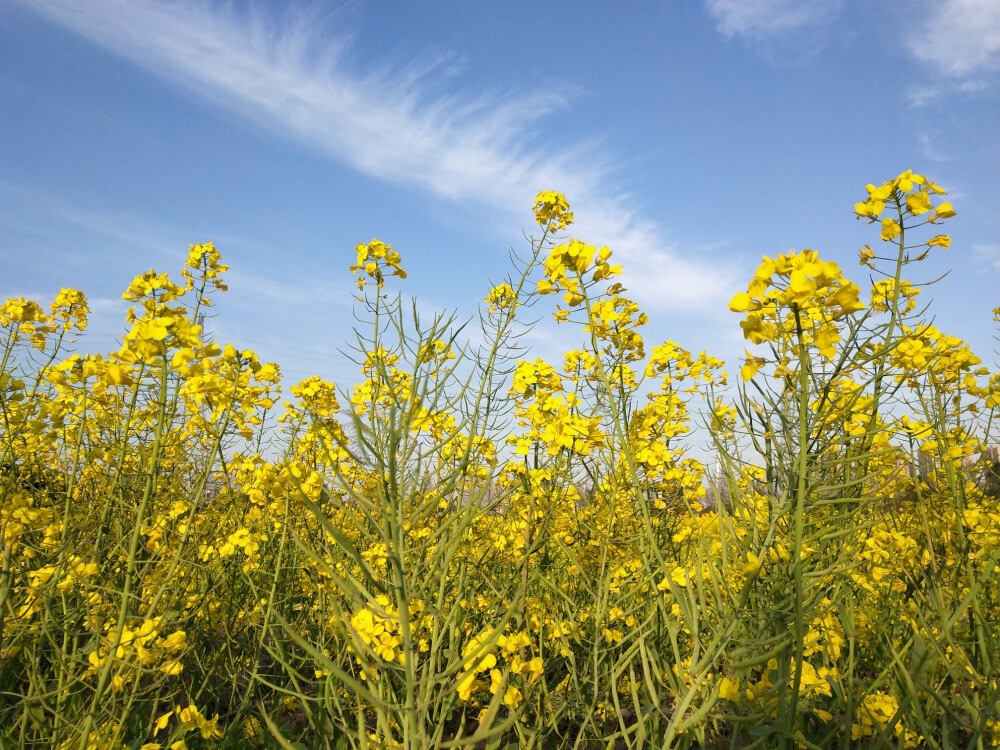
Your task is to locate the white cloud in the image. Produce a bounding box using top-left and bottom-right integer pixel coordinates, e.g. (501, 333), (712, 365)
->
(0, 181), (182, 263)
(704, 0), (839, 41)
(905, 0), (1000, 78)
(916, 132), (950, 162)
(971, 243), (1000, 273)
(904, 0), (1000, 105)
(29, 1), (734, 313)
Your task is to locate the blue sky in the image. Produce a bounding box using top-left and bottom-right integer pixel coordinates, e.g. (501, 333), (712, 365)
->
(2, 0), (998, 404)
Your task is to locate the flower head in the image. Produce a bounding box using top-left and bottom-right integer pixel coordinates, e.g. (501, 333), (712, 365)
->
(533, 191), (573, 231)
(350, 239), (406, 291)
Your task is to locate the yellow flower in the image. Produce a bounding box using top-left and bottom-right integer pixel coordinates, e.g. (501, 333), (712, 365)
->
(533, 190), (573, 231)
(497, 632), (530, 654)
(867, 182), (894, 200)
(859, 244), (875, 266)
(854, 200), (881, 219)
(740, 352), (766, 381)
(813, 325), (840, 359)
(728, 292), (752, 312)
(103, 362), (133, 386)
(154, 711), (172, 733)
(159, 660), (184, 676)
(880, 218), (901, 241)
(457, 672), (484, 701)
(786, 269), (817, 305)
(905, 191), (931, 215)
(170, 348), (196, 370)
(350, 238), (405, 290)
(485, 283), (518, 313)
(742, 551), (763, 573)
(827, 281), (865, 318)
(135, 317), (171, 342)
(930, 202), (956, 222)
(502, 685), (523, 708)
(50, 287), (89, 332)
(718, 676), (741, 702)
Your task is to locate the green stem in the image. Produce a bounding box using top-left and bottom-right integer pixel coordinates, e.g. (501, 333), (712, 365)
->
(77, 343), (170, 749)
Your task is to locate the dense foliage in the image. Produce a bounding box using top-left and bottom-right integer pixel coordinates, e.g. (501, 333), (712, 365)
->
(1, 172), (998, 749)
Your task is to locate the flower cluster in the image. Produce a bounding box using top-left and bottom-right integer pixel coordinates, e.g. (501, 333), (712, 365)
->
(507, 358), (606, 456)
(350, 238), (406, 291)
(854, 169), (953, 225)
(1, 171), (996, 750)
(485, 282), (518, 314)
(532, 190), (574, 231)
(537, 239), (621, 299)
(728, 249), (864, 375)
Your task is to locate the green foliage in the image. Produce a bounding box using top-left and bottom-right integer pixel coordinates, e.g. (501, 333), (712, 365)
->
(0, 174), (997, 750)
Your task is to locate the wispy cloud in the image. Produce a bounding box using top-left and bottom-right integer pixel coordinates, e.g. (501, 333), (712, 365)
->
(704, 0), (839, 42)
(916, 132), (950, 163)
(971, 243), (1000, 274)
(29, 0), (733, 312)
(702, 0), (844, 66)
(903, 0), (1000, 107)
(0, 181), (183, 270)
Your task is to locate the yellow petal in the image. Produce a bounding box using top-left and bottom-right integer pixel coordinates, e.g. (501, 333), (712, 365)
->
(728, 292), (752, 313)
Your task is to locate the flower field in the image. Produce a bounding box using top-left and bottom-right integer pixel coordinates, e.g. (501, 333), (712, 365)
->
(1, 172), (998, 749)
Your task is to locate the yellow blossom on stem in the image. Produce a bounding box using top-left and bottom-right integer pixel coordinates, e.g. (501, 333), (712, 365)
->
(533, 190), (573, 231)
(350, 238), (406, 291)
